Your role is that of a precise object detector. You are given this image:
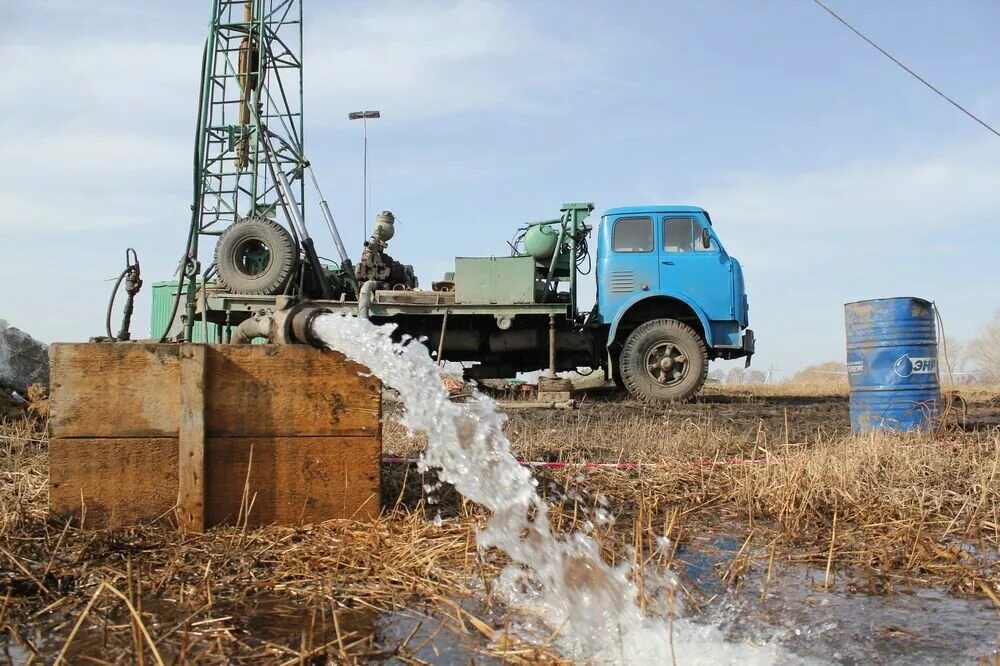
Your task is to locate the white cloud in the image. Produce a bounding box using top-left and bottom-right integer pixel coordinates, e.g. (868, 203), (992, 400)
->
(304, 0), (603, 123)
(4, 189), (182, 233)
(0, 40), (199, 126)
(0, 25), (198, 233)
(0, 0), (618, 235)
(3, 132), (187, 181)
(689, 145), (1000, 274)
(2, 1), (609, 130)
(0, 132), (188, 232)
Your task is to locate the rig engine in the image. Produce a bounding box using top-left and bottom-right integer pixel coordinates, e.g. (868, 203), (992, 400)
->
(355, 211), (418, 290)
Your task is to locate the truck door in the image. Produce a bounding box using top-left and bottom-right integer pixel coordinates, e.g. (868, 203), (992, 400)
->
(598, 215), (659, 321)
(658, 215), (734, 322)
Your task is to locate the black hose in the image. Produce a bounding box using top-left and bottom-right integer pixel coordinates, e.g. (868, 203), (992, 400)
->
(105, 267), (131, 341)
(509, 228), (527, 256)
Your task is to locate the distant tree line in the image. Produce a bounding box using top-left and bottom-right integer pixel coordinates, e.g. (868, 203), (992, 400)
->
(937, 306), (1000, 383)
(707, 368), (770, 385)
(791, 361), (847, 384)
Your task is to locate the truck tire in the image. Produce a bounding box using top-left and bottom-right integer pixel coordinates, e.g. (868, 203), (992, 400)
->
(619, 319), (707, 403)
(215, 218), (296, 295)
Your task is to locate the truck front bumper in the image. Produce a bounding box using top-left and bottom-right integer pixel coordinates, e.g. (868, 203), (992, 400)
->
(742, 329), (755, 367)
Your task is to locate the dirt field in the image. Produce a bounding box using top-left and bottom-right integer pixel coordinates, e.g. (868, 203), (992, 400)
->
(2, 383), (999, 663)
(502, 381), (998, 450)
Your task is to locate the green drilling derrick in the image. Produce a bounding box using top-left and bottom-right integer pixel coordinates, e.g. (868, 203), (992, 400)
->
(177, 0), (306, 340)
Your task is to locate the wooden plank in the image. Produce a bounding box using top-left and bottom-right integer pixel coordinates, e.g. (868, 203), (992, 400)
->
(204, 437), (381, 527)
(49, 438), (178, 528)
(49, 343), (180, 438)
(48, 343), (384, 530)
(48, 343), (380, 439)
(177, 345), (206, 532)
(205, 345), (380, 437)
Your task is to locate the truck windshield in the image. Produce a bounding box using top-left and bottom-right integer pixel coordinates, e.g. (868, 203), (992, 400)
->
(613, 217), (653, 252)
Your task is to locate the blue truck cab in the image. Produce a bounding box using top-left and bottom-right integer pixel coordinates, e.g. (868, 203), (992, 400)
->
(595, 205), (754, 402)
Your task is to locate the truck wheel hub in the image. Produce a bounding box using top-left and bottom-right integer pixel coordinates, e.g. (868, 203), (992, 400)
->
(646, 342), (688, 386)
(234, 238), (273, 277)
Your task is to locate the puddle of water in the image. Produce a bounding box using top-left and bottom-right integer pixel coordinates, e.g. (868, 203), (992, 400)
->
(239, 591), (378, 644)
(730, 566), (999, 664)
(16, 590), (499, 664)
(237, 592), (498, 663)
(377, 597), (506, 665)
(672, 533), (1000, 664)
(241, 593), (501, 663)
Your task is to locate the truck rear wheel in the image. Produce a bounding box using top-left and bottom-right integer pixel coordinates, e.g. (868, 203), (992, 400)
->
(619, 319), (707, 403)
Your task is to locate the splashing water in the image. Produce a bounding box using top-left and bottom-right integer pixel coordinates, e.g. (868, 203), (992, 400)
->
(312, 314), (781, 664)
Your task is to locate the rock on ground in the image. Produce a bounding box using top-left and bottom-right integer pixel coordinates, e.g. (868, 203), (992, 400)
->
(0, 320), (49, 393)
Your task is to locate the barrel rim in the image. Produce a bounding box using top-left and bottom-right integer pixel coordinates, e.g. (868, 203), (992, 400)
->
(844, 296), (932, 309)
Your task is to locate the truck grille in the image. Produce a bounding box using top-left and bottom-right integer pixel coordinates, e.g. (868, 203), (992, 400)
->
(610, 271), (634, 293)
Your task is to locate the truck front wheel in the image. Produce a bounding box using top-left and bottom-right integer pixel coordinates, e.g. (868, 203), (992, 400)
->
(619, 319), (707, 403)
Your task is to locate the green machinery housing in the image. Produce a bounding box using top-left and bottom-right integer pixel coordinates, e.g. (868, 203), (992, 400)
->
(453, 203), (593, 306)
(171, 201), (598, 382)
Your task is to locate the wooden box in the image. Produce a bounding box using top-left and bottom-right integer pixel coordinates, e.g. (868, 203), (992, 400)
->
(48, 343), (381, 530)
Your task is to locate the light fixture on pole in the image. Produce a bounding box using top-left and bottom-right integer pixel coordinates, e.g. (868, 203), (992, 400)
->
(348, 110), (381, 237)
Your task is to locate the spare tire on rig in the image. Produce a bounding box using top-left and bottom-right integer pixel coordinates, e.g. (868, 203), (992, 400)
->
(214, 218), (296, 295)
(618, 318), (707, 403)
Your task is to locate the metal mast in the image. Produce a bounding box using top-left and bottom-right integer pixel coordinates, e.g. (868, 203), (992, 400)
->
(180, 0), (305, 339)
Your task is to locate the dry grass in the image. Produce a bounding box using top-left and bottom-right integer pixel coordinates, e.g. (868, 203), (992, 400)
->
(2, 383), (999, 661)
(0, 418), (47, 533)
(549, 431), (1000, 594)
(702, 380), (849, 399)
(386, 386), (1000, 599)
(0, 509), (565, 663)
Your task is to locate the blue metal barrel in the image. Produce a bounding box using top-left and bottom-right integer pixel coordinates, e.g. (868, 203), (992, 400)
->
(845, 298), (941, 433)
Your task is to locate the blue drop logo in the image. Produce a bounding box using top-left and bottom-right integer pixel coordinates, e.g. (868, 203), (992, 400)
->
(893, 354), (913, 378)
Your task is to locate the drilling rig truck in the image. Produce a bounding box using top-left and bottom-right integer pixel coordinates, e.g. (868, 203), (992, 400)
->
(143, 0), (754, 403)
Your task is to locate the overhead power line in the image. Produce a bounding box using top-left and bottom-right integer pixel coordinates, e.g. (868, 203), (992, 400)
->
(813, 0), (1000, 139)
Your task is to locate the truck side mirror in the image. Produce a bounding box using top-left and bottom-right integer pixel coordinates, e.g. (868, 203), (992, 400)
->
(701, 228), (712, 249)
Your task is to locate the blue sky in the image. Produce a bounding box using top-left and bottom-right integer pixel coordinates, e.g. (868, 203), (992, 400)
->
(2, 0), (998, 376)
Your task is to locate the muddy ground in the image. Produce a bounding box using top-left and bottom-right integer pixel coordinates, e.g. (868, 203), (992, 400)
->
(515, 387), (855, 444)
(501, 382), (999, 448)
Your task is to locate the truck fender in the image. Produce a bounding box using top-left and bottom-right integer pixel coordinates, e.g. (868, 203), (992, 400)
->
(606, 293), (715, 349)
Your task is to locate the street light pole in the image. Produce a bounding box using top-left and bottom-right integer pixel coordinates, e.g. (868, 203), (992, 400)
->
(348, 110), (381, 238)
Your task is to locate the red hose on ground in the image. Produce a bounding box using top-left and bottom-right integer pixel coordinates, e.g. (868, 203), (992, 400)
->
(380, 455), (766, 469)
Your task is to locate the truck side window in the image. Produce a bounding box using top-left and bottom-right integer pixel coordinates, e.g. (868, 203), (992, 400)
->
(612, 217), (653, 253)
(663, 218), (694, 252)
(663, 218), (715, 253)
